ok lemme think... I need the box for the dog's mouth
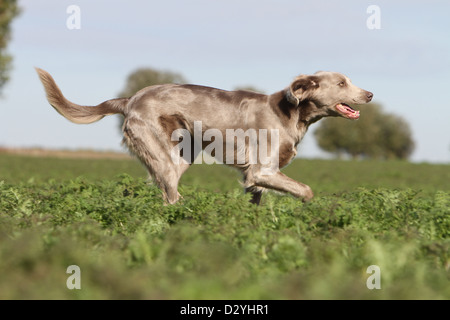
[335,103,360,120]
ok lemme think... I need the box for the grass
[0,153,449,299]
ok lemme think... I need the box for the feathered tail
[35,67,128,124]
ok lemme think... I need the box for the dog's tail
[35,67,129,124]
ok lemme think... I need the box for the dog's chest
[295,125,309,143]
[278,142,298,168]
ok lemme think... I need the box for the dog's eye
[338,81,345,87]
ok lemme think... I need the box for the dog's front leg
[246,169,314,203]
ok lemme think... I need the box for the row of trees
[118,68,415,160]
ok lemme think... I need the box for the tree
[0,0,20,94]
[118,67,187,98]
[314,104,415,160]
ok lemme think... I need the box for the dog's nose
[366,91,373,101]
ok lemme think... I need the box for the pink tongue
[337,104,360,119]
[344,105,353,112]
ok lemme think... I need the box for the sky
[1,0,450,163]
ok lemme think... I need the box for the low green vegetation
[0,153,448,299]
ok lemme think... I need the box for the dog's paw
[301,186,314,203]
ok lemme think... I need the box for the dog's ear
[286,75,320,106]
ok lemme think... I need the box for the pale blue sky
[2,0,450,163]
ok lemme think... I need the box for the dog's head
[286,71,373,120]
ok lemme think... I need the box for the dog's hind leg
[122,118,184,204]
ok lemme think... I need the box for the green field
[0,153,449,299]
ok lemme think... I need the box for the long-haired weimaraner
[36,68,372,204]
